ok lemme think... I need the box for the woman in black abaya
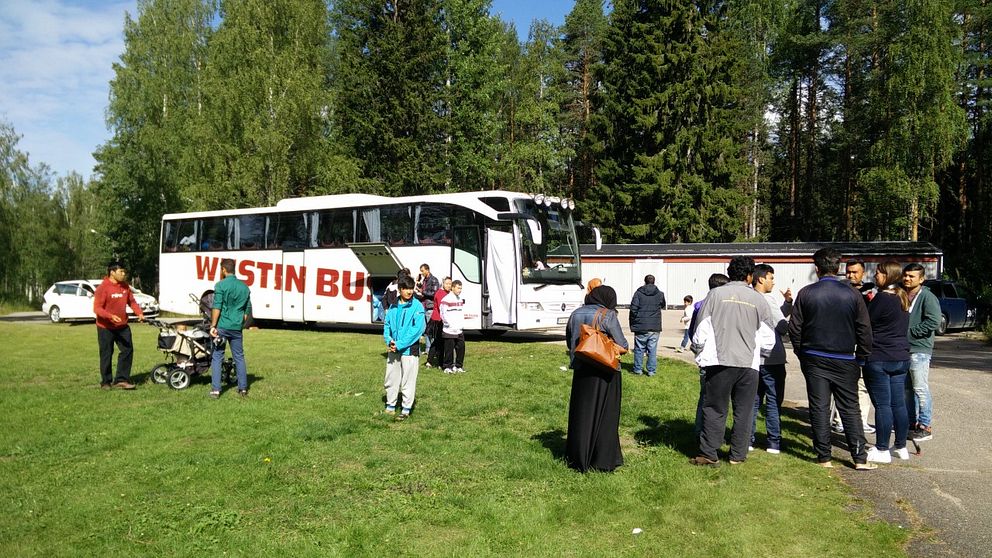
[565,285,629,472]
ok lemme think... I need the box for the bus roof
[162,190,540,221]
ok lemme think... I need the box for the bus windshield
[515,198,581,284]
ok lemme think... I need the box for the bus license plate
[557,317,568,325]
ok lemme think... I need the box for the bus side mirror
[496,212,543,246]
[525,219,542,246]
[593,226,602,251]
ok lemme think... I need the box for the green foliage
[0,323,909,555]
[332,0,448,195]
[590,0,753,243]
[6,0,992,298]
[0,121,106,302]
[441,0,508,191]
[200,0,339,206]
[560,0,607,200]
[497,19,571,193]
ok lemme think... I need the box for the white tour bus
[158,191,598,332]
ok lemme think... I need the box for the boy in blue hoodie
[383,275,426,420]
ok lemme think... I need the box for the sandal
[817,461,834,468]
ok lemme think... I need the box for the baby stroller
[148,292,235,390]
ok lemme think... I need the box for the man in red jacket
[93,262,144,389]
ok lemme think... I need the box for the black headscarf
[585,285,617,310]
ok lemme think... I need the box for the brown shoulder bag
[575,308,621,370]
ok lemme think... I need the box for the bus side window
[177,220,197,251]
[358,208,379,243]
[162,222,179,252]
[238,215,266,250]
[201,217,229,251]
[381,206,412,246]
[317,210,353,247]
[415,204,451,246]
[267,212,307,249]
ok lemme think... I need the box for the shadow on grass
[136,368,265,391]
[532,429,567,460]
[634,415,697,457]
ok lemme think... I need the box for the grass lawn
[0,322,907,557]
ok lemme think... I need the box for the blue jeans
[908,352,932,427]
[680,329,690,349]
[632,332,659,375]
[864,360,909,450]
[751,364,786,449]
[212,328,248,392]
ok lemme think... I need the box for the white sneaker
[892,447,910,460]
[866,447,891,464]
[455,367,465,373]
[443,368,453,374]
[831,422,845,434]
[766,448,781,454]
[863,423,876,434]
[748,446,754,452]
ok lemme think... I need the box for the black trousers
[442,333,465,369]
[698,365,759,462]
[98,326,133,384]
[426,320,443,366]
[800,355,867,464]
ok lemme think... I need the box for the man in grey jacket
[749,264,792,454]
[690,256,775,465]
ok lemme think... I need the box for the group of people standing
[380,263,467,421]
[563,248,941,473]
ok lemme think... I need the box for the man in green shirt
[209,258,252,398]
[903,263,941,441]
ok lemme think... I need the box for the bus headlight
[567,199,575,210]
[519,302,544,311]
[534,194,545,205]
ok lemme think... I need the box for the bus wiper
[534,283,551,291]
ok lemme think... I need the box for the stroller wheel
[168,369,191,390]
[150,364,171,384]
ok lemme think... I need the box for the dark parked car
[923,280,978,335]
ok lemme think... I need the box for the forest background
[2,0,991,307]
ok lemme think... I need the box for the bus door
[348,243,402,322]
[282,251,305,322]
[452,225,484,331]
[484,227,516,327]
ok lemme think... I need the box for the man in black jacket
[789,248,875,470]
[629,274,666,376]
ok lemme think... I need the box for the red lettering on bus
[316,268,339,297]
[196,256,219,281]
[341,270,365,301]
[238,259,255,286]
[285,265,306,293]
[256,262,273,288]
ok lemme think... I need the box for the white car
[42,280,160,323]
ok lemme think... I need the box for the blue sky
[0,0,577,180]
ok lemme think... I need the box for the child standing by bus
[440,280,466,374]
[383,275,426,420]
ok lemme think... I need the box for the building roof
[580,241,942,258]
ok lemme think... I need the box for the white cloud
[0,0,136,178]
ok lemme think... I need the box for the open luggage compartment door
[348,243,404,322]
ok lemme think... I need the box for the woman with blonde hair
[864,261,912,464]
